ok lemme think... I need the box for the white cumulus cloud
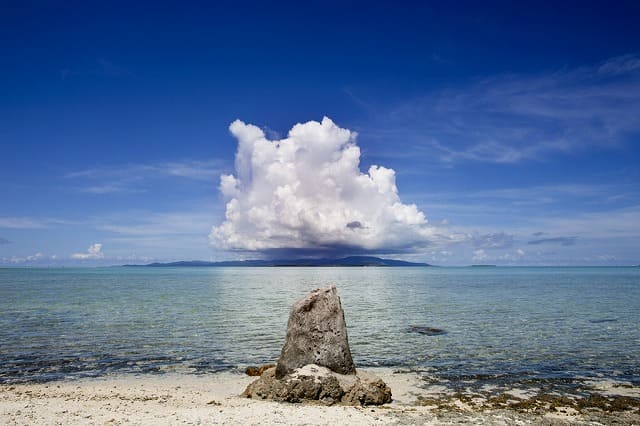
[71,243,105,260]
[210,117,447,255]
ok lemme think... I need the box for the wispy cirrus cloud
[66,159,227,194]
[364,54,640,164]
[92,208,219,260]
[538,205,640,238]
[399,181,640,265]
[0,216,80,229]
[472,232,515,249]
[97,211,214,236]
[528,236,577,246]
[405,182,640,224]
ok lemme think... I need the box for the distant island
[125,256,431,267]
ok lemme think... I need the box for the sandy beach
[2,369,639,425]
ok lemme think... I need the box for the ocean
[1,266,639,394]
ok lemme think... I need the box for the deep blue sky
[1,1,639,265]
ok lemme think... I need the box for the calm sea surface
[1,266,639,391]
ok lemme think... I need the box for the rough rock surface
[340,370,393,406]
[245,364,276,376]
[275,286,355,378]
[242,365,392,406]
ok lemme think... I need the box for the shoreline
[2,370,639,425]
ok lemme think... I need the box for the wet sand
[1,370,639,425]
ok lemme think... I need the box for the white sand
[1,371,431,425]
[1,370,638,425]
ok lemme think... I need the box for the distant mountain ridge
[126,256,430,267]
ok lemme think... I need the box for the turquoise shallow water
[1,266,639,390]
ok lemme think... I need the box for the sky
[1,0,639,266]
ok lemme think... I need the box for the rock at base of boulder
[245,364,276,376]
[340,370,393,406]
[242,364,392,406]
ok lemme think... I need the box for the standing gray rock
[243,286,392,406]
[275,286,356,378]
